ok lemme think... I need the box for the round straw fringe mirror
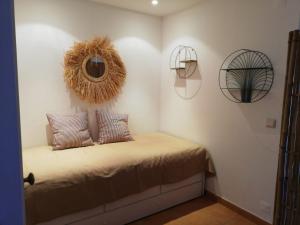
[82,55,107,81]
[219,49,274,103]
[64,37,126,104]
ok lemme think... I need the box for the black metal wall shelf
[219,49,274,103]
[180,60,197,63]
[170,67,185,70]
[169,45,198,78]
[221,67,273,72]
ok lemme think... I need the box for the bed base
[39,173,205,225]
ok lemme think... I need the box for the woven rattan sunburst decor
[64,37,126,104]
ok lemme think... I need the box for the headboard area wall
[15,0,162,148]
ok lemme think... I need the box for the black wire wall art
[219,49,274,103]
[169,45,198,79]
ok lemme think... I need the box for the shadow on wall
[68,89,119,141]
[237,100,282,155]
[174,67,202,100]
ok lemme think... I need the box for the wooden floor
[129,196,258,225]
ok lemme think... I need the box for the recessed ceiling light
[151,0,159,6]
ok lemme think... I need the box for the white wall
[15,0,162,148]
[160,0,300,223]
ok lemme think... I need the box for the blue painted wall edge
[0,0,25,224]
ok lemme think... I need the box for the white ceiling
[91,0,203,16]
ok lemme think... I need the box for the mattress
[23,132,212,225]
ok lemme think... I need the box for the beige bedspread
[23,132,213,225]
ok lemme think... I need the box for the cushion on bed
[47,112,94,150]
[96,111,133,144]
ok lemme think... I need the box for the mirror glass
[85,55,106,78]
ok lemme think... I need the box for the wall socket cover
[266,118,276,128]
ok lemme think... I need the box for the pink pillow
[47,112,94,150]
[96,111,134,144]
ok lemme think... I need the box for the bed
[23,132,213,225]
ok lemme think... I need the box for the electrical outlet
[260,201,271,214]
[266,118,277,128]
